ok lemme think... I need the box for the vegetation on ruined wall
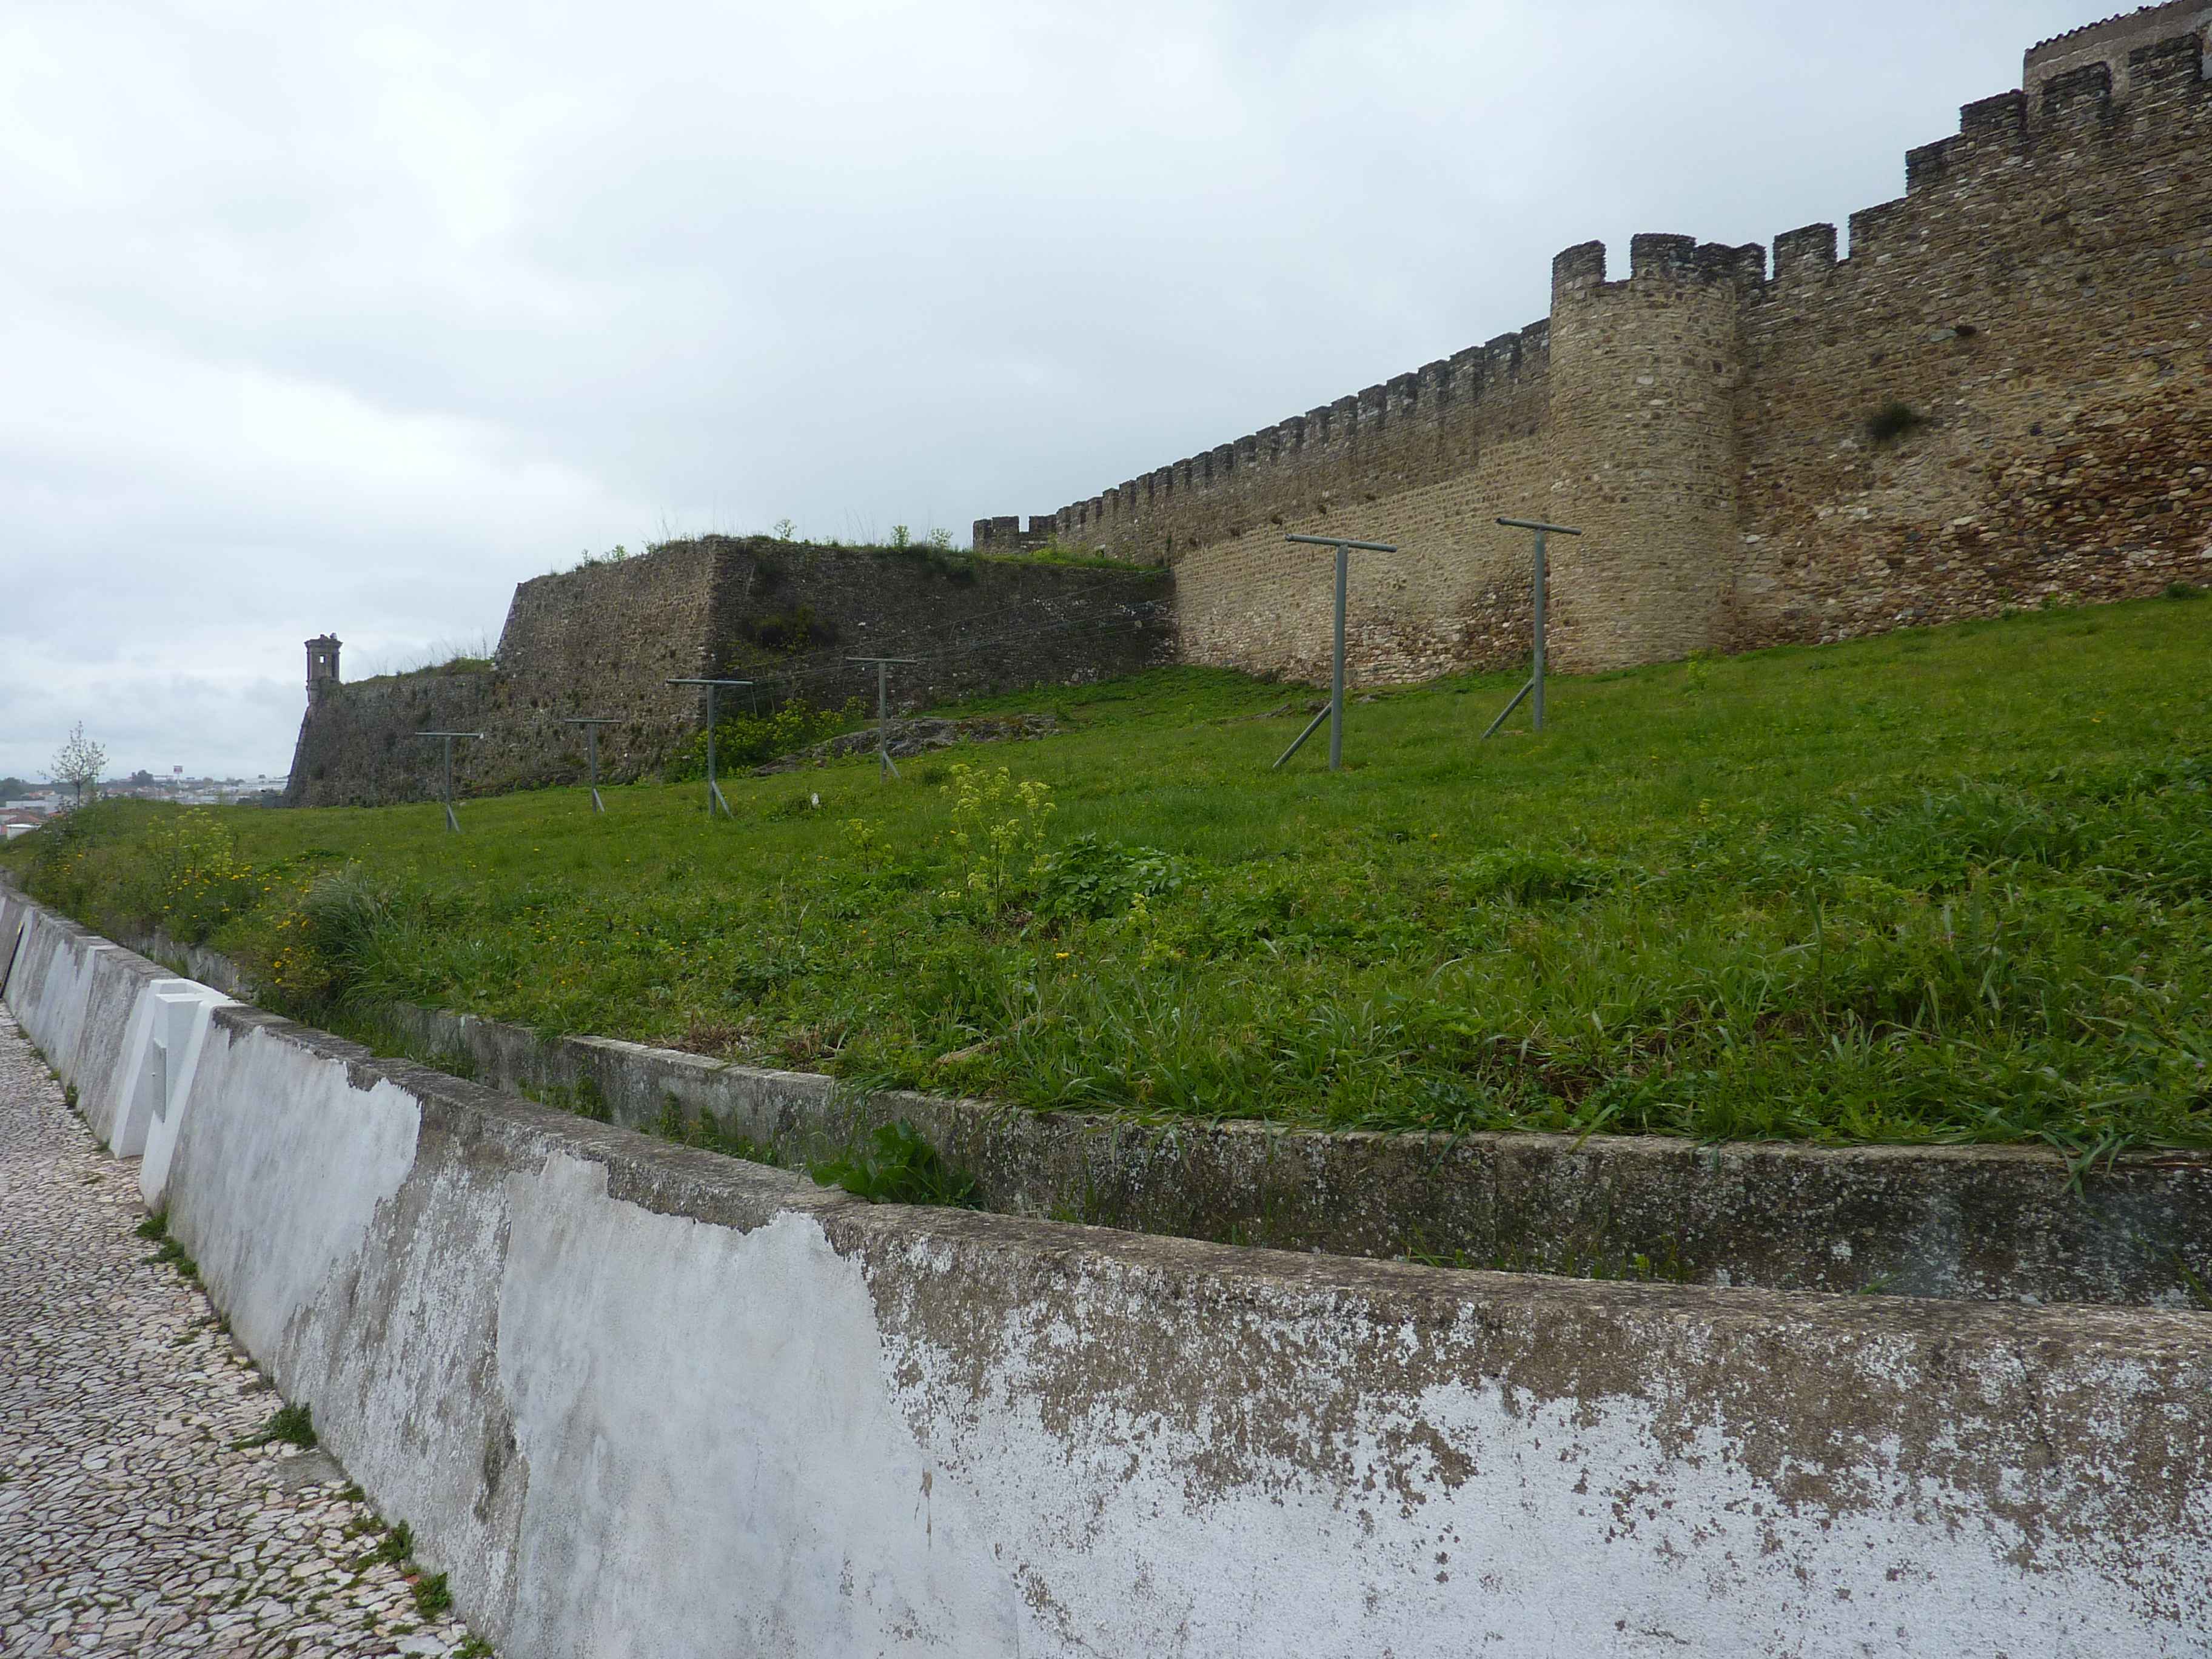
[10,594,2212,1160]
[664,698,869,780]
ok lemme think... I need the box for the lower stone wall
[286,540,1177,807]
[1171,437,1552,685]
[7,882,2211,1656]
[282,673,506,809]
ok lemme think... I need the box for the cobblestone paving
[0,1008,491,1657]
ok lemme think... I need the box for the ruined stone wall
[1019,330,1557,683]
[282,672,500,808]
[691,537,1172,713]
[985,15,2212,686]
[285,538,1173,806]
[494,541,724,770]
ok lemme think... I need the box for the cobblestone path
[0,1007,491,1657]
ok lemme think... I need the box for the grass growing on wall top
[9,595,2212,1159]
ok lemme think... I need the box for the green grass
[10,595,2212,1158]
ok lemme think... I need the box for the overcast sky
[1,0,2097,782]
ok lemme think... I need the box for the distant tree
[49,723,107,805]
[129,768,154,786]
[0,776,29,799]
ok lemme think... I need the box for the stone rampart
[286,537,1173,806]
[982,15,2212,682]
[281,671,500,808]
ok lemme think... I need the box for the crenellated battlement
[1550,236,1766,301]
[977,11,2212,685]
[998,21,2205,566]
[1795,25,2205,271]
[999,315,1553,562]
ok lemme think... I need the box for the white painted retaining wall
[4,883,2210,1657]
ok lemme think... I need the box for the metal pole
[1279,532,1395,772]
[415,732,481,828]
[1532,529,1547,734]
[558,718,615,813]
[1479,677,1535,740]
[1272,703,1333,770]
[843,657,919,782]
[665,681,751,817]
[1329,541,1347,771]
[877,660,891,779]
[705,685,732,817]
[1483,518,1581,740]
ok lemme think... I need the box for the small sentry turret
[306,634,342,702]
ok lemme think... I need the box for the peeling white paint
[166,1022,420,1364]
[495,1155,1021,1656]
[4,886,2210,1658]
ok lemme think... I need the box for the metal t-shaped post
[1483,518,1583,739]
[415,731,484,831]
[666,679,754,816]
[845,657,922,779]
[558,717,618,812]
[1273,533,1398,771]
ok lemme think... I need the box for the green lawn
[13,594,2212,1160]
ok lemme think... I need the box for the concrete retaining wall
[374,1002,2212,1310]
[1,890,234,1208]
[122,927,2212,1307]
[7,885,2211,1655]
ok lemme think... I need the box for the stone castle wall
[287,538,1172,806]
[981,16,2212,682]
[283,672,501,808]
[1727,38,2212,651]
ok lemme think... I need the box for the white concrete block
[107,981,226,1159]
[138,984,234,1211]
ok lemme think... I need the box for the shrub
[142,810,262,942]
[234,1402,315,1449]
[666,698,866,779]
[1863,401,1927,445]
[737,605,829,655]
[1037,834,1188,920]
[940,764,1054,913]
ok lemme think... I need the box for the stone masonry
[285,537,1172,806]
[980,12,2212,681]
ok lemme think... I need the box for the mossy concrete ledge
[377,1002,2212,1310]
[5,888,2211,1654]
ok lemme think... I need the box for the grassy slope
[12,595,2211,1158]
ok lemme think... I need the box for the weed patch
[234,1402,316,1450]
[812,1121,980,1207]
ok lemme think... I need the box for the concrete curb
[7,886,2211,1655]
